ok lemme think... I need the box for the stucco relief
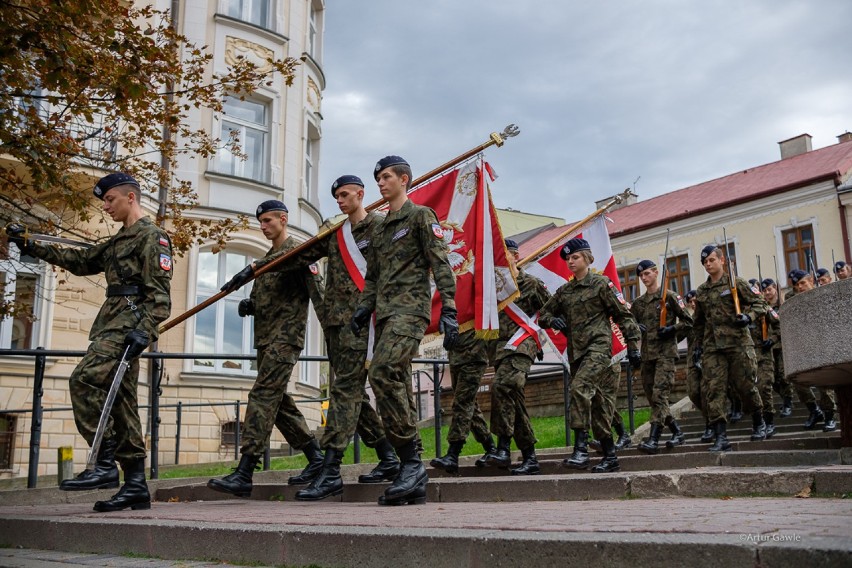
[225,37,274,74]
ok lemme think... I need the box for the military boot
[485,436,513,469]
[288,439,324,485]
[380,439,427,506]
[638,423,663,455]
[823,411,837,432]
[295,449,343,501]
[763,411,776,438]
[377,482,426,506]
[93,458,150,512]
[430,440,464,473]
[708,421,732,452]
[750,410,766,441]
[729,399,743,423]
[589,437,604,453]
[614,421,632,450]
[665,420,686,448]
[358,437,400,483]
[207,453,260,497]
[803,402,824,430]
[590,436,620,473]
[474,437,497,468]
[700,421,715,443]
[779,397,793,418]
[563,430,589,469]
[60,439,119,491]
[510,446,540,475]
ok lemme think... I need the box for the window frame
[782,225,816,274]
[216,96,271,184]
[664,253,691,297]
[223,0,271,30]
[0,246,44,350]
[618,265,640,304]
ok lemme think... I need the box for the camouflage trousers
[490,347,537,450]
[755,349,775,414]
[640,357,675,426]
[242,343,315,457]
[794,384,836,412]
[446,332,493,446]
[772,348,794,399]
[70,337,145,465]
[703,347,762,424]
[611,362,624,430]
[322,325,386,452]
[686,362,708,420]
[368,315,428,448]
[570,351,617,440]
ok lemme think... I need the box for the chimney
[778,133,812,159]
[838,132,852,144]
[596,190,637,212]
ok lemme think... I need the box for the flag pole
[159,124,521,334]
[518,188,632,267]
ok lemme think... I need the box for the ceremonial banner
[405,157,518,335]
[524,214,628,363]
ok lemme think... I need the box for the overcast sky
[316,1,852,224]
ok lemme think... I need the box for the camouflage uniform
[691,276,765,424]
[768,299,794,402]
[240,237,319,456]
[489,270,550,449]
[29,217,172,465]
[357,200,456,447]
[630,288,693,426]
[685,311,708,420]
[446,330,497,446]
[539,272,641,440]
[748,297,780,414]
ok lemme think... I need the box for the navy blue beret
[685,289,697,301]
[559,238,591,259]
[374,155,410,180]
[700,245,718,262]
[331,175,364,196]
[834,260,847,273]
[256,200,288,219]
[504,238,519,252]
[94,173,139,199]
[635,260,656,275]
[789,269,808,284]
[816,268,830,278]
[748,278,759,286]
[761,278,776,290]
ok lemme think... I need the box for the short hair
[390,163,414,190]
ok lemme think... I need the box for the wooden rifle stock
[658,229,671,328]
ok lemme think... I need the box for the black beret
[816,268,830,278]
[685,289,697,301]
[700,245,718,262]
[256,200,288,219]
[559,238,591,259]
[94,173,139,199]
[748,278,759,286]
[331,175,364,196]
[761,278,776,290]
[374,155,410,180]
[635,260,656,275]
[834,260,847,273]
[504,238,518,252]
[789,269,808,284]
[787,269,798,280]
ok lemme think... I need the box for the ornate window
[224,0,270,29]
[217,96,270,184]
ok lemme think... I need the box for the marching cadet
[816,268,832,286]
[207,200,325,498]
[630,260,693,454]
[589,362,632,452]
[684,290,714,443]
[834,260,851,280]
[787,270,838,431]
[747,279,780,438]
[351,156,459,505]
[483,239,550,475]
[761,278,793,417]
[431,329,499,473]
[691,245,767,452]
[6,173,172,512]
[539,238,641,473]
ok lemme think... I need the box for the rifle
[756,254,768,341]
[806,245,819,287]
[722,228,741,315]
[659,229,671,328]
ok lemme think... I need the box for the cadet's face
[102,187,133,222]
[701,252,724,277]
[795,277,815,292]
[687,297,697,310]
[376,169,407,200]
[258,211,287,241]
[566,252,588,275]
[838,266,851,280]
[639,267,658,288]
[763,285,777,304]
[334,185,364,215]
[818,273,832,285]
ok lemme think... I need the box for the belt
[106,284,142,297]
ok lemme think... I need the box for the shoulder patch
[769,308,779,320]
[607,280,626,304]
[309,263,319,275]
[750,284,760,295]
[159,253,172,271]
[431,223,444,239]
[676,295,685,309]
[158,236,170,247]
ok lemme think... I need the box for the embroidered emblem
[356,239,370,251]
[431,223,444,239]
[392,228,409,242]
[159,254,172,271]
[769,308,779,319]
[677,295,685,309]
[158,236,169,247]
[309,263,319,275]
[750,284,760,295]
[607,281,625,304]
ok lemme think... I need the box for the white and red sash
[503,302,543,351]
[337,219,376,361]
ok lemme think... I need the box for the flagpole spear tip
[491,124,520,147]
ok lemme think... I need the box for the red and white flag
[523,214,628,364]
[404,157,517,335]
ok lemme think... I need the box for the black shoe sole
[206,481,251,498]
[295,487,343,501]
[59,480,120,492]
[93,500,151,512]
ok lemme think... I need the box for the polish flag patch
[159,236,169,247]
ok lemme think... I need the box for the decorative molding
[225,36,275,74]
[306,77,321,113]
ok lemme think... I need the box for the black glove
[657,325,676,339]
[350,307,371,336]
[123,329,150,359]
[761,338,774,352]
[550,317,568,332]
[536,349,544,362]
[439,306,460,350]
[627,349,641,368]
[638,323,647,334]
[220,265,254,293]
[734,313,751,328]
[693,346,703,367]
[238,298,254,317]
[5,223,31,253]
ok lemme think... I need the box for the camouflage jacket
[630,287,693,361]
[748,296,781,350]
[357,199,456,322]
[538,271,640,363]
[692,274,766,352]
[30,217,172,341]
[250,237,318,348]
[495,269,550,361]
